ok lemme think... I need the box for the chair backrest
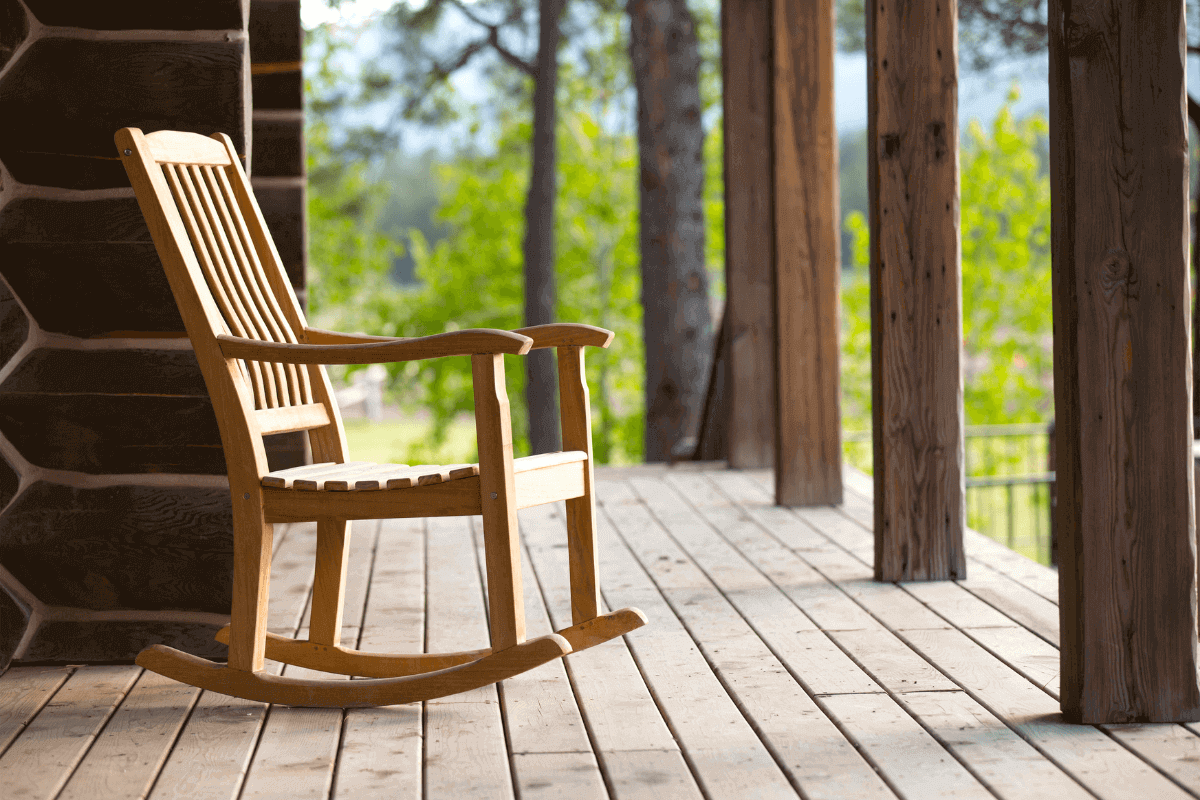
[117,128,347,484]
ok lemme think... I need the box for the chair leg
[310,518,351,646]
[558,345,600,624]
[227,500,274,673]
[472,353,526,652]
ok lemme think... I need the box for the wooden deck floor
[3,465,1200,799]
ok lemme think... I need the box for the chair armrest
[513,324,614,349]
[217,329,533,364]
[302,327,398,345]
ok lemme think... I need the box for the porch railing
[843,424,1056,565]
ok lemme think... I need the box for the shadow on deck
[1,465,1197,799]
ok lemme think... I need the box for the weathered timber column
[1050,0,1200,723]
[721,0,775,470]
[772,0,842,505]
[867,0,965,580]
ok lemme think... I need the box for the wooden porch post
[1049,0,1200,723]
[772,0,843,506]
[720,0,843,504]
[867,0,966,580]
[721,0,775,471]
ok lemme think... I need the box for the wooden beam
[772,0,842,505]
[721,0,775,469]
[1049,0,1200,723]
[867,0,965,580]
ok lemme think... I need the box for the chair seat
[262,451,588,492]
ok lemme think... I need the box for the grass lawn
[342,415,477,465]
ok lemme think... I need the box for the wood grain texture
[722,0,775,469]
[1048,0,1200,723]
[473,353,526,651]
[867,0,966,580]
[57,671,200,800]
[0,666,141,800]
[773,0,843,505]
[0,667,72,754]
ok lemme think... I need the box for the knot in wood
[880,133,901,160]
[1064,10,1101,57]
[1098,248,1137,302]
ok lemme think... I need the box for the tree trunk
[522,0,566,454]
[628,0,712,462]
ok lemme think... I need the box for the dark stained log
[772,0,842,505]
[0,39,246,189]
[1049,0,1200,723]
[254,185,306,288]
[22,0,243,31]
[0,349,224,474]
[721,0,774,469]
[21,620,229,663]
[0,482,233,613]
[0,0,28,74]
[252,71,302,110]
[0,586,29,669]
[249,0,302,65]
[867,0,965,581]
[0,244,183,335]
[0,197,151,242]
[264,431,308,472]
[629,0,713,462]
[0,279,28,369]
[0,447,17,511]
[251,117,303,177]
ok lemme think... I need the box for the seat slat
[259,452,588,494]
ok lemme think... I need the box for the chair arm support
[217,329,533,365]
[513,324,614,350]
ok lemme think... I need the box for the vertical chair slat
[188,165,287,409]
[213,165,315,406]
[164,164,270,410]
[198,165,300,407]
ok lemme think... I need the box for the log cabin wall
[0,0,306,668]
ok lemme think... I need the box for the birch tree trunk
[628,0,712,461]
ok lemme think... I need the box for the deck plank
[0,665,141,800]
[0,666,73,755]
[895,690,1092,800]
[57,670,200,800]
[334,517,424,800]
[901,627,1191,800]
[423,515,513,800]
[240,521,379,800]
[820,692,995,799]
[150,522,317,800]
[1103,724,1200,796]
[608,477,894,800]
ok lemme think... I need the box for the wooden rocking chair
[116,127,645,707]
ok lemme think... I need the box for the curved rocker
[213,607,648,679]
[136,633,573,708]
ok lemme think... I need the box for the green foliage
[374,71,646,465]
[841,90,1052,470]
